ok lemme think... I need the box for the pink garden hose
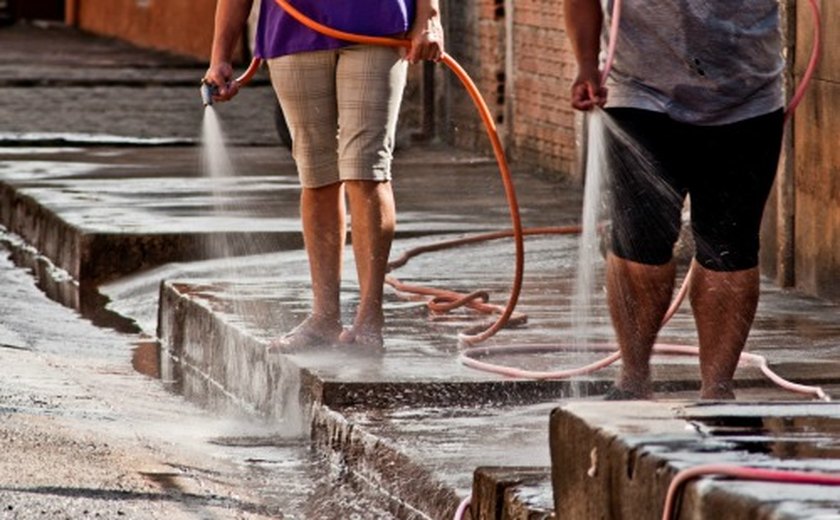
[662,464,840,520]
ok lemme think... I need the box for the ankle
[308,312,342,327]
[616,373,652,398]
[700,381,735,400]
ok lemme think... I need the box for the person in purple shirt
[205,0,443,350]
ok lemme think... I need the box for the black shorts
[604,107,784,271]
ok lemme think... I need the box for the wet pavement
[0,24,277,146]
[2,22,840,520]
[0,242,407,519]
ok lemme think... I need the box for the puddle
[0,160,100,180]
[0,147,84,154]
[686,413,840,460]
[208,434,308,448]
[0,132,194,146]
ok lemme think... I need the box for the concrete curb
[550,401,840,519]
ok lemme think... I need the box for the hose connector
[200,80,217,107]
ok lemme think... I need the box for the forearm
[414,0,441,28]
[210,0,253,65]
[563,0,602,71]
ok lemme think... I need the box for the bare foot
[267,315,342,352]
[700,382,736,400]
[338,326,384,349]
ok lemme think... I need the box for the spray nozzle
[200,80,218,107]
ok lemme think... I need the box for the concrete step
[550,401,840,519]
[471,467,554,519]
[156,277,840,519]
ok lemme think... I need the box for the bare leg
[340,180,396,347]
[690,263,759,400]
[303,182,347,323]
[269,182,345,350]
[606,253,676,398]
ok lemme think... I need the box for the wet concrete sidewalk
[2,22,840,519]
[0,23,277,146]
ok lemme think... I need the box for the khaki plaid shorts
[267,45,408,188]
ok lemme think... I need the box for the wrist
[577,59,600,76]
[415,0,440,22]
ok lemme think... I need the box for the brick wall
[441,0,578,178]
[509,1,578,176]
[443,0,501,155]
[759,0,840,300]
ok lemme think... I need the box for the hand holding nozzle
[201,61,243,106]
[201,59,262,107]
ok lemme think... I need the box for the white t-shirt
[601,0,785,125]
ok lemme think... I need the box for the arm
[204,0,254,102]
[406,0,445,63]
[563,0,607,110]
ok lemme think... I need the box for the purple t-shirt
[254,0,416,59]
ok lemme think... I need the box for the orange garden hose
[233,55,262,86]
[384,227,582,337]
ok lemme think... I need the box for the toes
[267,316,342,352]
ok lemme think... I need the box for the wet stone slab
[0,86,279,145]
[471,467,554,520]
[154,242,840,518]
[550,401,840,520]
[153,226,840,413]
[310,401,559,520]
[157,269,569,519]
[0,145,574,287]
[157,276,593,413]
